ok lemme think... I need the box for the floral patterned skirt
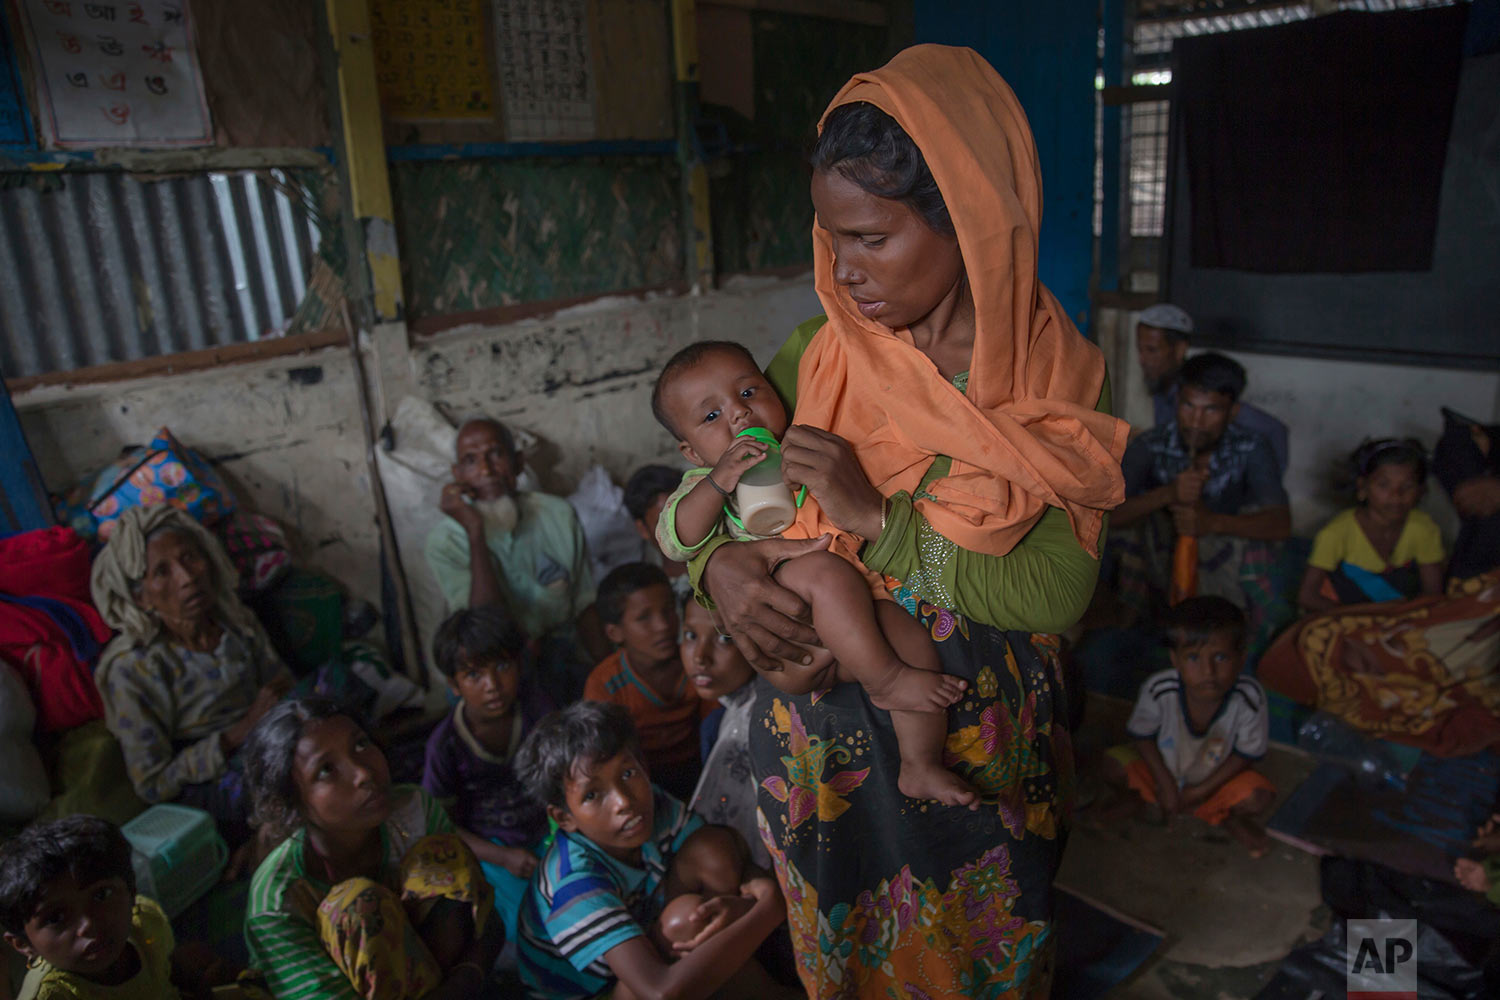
[750,603,1073,999]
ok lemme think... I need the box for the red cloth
[0,527,111,731]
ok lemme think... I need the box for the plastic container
[731,427,799,536]
[121,803,228,918]
[263,569,344,673]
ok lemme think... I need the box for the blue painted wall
[914,2,1097,334]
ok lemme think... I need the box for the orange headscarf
[789,44,1128,559]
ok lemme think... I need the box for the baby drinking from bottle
[649,341,976,808]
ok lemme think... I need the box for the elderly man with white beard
[424,418,609,701]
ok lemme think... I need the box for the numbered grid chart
[493,0,595,141]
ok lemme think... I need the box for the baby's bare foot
[868,667,966,711]
[898,762,979,810]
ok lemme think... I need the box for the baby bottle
[732,427,799,535]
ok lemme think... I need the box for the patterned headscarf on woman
[89,505,257,647]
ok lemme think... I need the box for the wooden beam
[326,0,404,323]
[673,0,715,291]
[0,147,332,172]
[5,331,348,393]
[1101,83,1173,106]
[702,0,887,27]
[409,282,689,339]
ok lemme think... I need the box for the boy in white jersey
[1104,596,1277,856]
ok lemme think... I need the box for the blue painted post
[1099,0,1125,295]
[0,380,52,536]
[914,1,1098,335]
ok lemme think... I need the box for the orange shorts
[1107,744,1275,825]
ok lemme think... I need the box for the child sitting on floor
[1298,438,1445,613]
[583,563,708,803]
[1103,596,1277,856]
[680,596,766,868]
[243,698,501,1000]
[513,701,792,1000]
[0,815,248,999]
[422,606,553,942]
[649,340,973,808]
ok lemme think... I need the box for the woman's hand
[780,425,885,541]
[701,535,832,672]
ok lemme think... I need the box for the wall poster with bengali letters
[11,0,212,147]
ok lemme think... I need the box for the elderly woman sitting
[90,506,295,848]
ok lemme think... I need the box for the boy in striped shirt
[513,701,792,1000]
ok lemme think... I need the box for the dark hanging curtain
[1175,6,1469,274]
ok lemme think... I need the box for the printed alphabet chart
[11,0,212,147]
[371,0,493,121]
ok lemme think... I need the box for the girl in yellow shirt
[1298,438,1445,612]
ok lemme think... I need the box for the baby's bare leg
[889,706,978,809]
[754,646,838,697]
[874,600,977,807]
[774,551,965,711]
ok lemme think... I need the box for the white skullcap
[1137,303,1194,335]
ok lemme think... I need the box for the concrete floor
[1059,694,1328,999]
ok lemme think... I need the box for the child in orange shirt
[583,563,708,802]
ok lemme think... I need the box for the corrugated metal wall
[0,169,322,378]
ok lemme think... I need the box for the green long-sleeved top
[688,315,1112,635]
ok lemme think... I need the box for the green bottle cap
[734,426,781,449]
[721,426,806,533]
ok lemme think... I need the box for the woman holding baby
[691,45,1128,997]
